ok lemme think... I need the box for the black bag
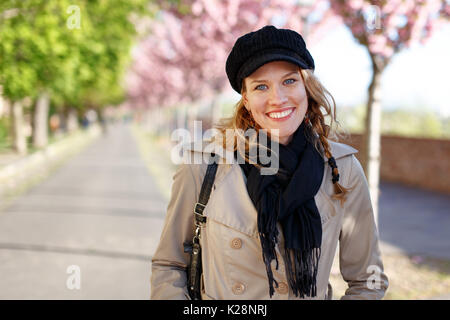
[183,158,218,300]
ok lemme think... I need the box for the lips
[266,107,295,120]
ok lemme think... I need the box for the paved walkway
[0,123,167,299]
[378,181,450,260]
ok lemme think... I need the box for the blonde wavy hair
[215,68,352,206]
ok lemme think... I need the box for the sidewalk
[0,126,101,210]
[0,122,168,299]
[378,181,450,260]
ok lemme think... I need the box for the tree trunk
[169,106,177,133]
[363,58,384,226]
[32,91,50,148]
[11,100,27,155]
[95,107,107,134]
[1,98,10,120]
[0,89,5,118]
[66,109,79,132]
[59,108,68,133]
[154,106,164,135]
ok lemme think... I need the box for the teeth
[268,109,293,119]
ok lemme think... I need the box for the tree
[126,0,337,131]
[0,0,150,152]
[330,0,449,223]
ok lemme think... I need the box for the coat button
[230,238,242,249]
[276,282,289,294]
[232,282,246,295]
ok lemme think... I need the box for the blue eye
[255,84,267,90]
[284,79,296,85]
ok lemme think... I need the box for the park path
[0,123,167,299]
[378,181,450,260]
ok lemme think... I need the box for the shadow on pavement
[378,181,450,260]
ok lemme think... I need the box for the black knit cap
[226,25,315,94]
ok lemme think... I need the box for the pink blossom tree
[126,0,338,131]
[330,0,449,221]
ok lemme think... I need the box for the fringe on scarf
[257,188,280,297]
[283,247,321,298]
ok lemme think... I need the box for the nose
[268,85,288,106]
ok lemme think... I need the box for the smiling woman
[242,61,308,145]
[151,25,388,301]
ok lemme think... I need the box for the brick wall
[340,134,450,195]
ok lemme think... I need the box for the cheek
[295,91,308,115]
[248,99,266,116]
[296,86,308,103]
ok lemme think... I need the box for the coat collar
[183,138,358,198]
[184,138,358,163]
[325,140,358,161]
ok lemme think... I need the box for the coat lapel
[184,139,358,236]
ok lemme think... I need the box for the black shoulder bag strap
[184,155,218,300]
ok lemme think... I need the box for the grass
[330,253,450,300]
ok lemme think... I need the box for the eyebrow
[249,71,299,84]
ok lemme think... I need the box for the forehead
[247,60,300,79]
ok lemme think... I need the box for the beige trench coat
[151,139,388,300]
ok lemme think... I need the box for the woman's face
[243,60,308,145]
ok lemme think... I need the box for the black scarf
[239,122,324,298]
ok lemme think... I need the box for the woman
[151,25,388,300]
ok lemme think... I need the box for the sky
[309,23,450,117]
